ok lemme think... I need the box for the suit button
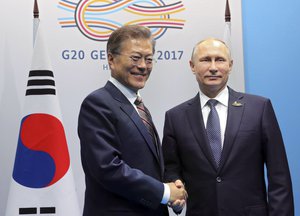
[216,176,222,183]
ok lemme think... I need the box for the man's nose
[209,61,218,73]
[137,58,147,69]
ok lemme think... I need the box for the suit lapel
[104,82,160,164]
[186,94,218,170]
[121,104,160,162]
[218,88,245,172]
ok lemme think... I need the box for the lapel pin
[232,101,243,107]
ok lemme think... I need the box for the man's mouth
[131,72,147,77]
[206,75,221,79]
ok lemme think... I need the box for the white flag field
[5,20,80,216]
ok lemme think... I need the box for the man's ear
[189,60,195,74]
[107,53,113,61]
[107,53,114,69]
[229,59,233,72]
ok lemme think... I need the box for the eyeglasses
[114,53,156,67]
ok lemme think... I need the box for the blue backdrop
[242,1,300,214]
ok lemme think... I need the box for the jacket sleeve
[262,99,294,215]
[162,111,184,183]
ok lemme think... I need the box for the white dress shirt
[109,76,138,111]
[199,87,229,148]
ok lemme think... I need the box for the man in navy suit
[162,38,294,215]
[78,25,187,216]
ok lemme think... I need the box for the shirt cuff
[161,183,170,204]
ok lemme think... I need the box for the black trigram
[26,70,56,96]
[19,207,56,215]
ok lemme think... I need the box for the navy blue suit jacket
[78,81,168,216]
[162,87,294,216]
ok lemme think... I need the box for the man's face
[108,38,154,92]
[190,39,233,97]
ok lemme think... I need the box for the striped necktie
[134,96,159,155]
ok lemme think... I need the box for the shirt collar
[109,76,138,104]
[199,86,229,109]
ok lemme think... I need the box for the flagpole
[223,0,231,49]
[33,0,39,45]
[225,0,231,23]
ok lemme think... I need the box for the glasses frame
[114,53,156,67]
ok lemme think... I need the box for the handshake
[166,179,188,213]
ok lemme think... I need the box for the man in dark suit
[78,25,187,216]
[162,38,294,216]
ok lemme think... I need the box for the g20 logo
[58,0,186,41]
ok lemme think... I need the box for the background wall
[0,0,244,215]
[242,1,299,214]
[1,0,299,215]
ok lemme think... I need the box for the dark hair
[106,25,156,55]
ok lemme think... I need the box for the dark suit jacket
[78,81,168,216]
[162,87,294,216]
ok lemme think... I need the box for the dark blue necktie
[206,99,222,167]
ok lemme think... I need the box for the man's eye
[145,58,153,63]
[131,56,141,61]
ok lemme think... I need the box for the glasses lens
[130,55,155,67]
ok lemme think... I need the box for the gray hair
[191,38,231,61]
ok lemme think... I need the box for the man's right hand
[167,180,187,213]
[167,181,188,203]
